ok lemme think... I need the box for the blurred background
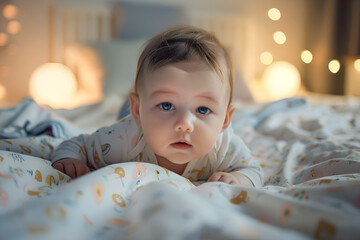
[0,0,359,108]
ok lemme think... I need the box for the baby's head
[134,25,234,105]
[130,25,236,166]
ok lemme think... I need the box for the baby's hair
[134,25,234,104]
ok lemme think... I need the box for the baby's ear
[222,105,235,131]
[129,92,141,126]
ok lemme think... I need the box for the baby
[51,25,263,187]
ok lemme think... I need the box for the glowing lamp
[0,84,6,99]
[353,59,360,72]
[29,63,77,108]
[262,61,301,100]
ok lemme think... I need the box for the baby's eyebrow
[150,89,219,104]
[150,89,178,98]
[196,93,219,104]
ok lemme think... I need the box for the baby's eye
[196,106,211,115]
[159,102,174,111]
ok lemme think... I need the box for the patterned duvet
[0,97,359,240]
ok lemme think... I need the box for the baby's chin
[155,152,192,164]
[152,143,216,164]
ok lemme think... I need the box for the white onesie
[52,115,263,187]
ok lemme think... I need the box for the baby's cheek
[198,131,219,152]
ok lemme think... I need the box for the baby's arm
[207,172,254,186]
[52,158,90,179]
[52,130,110,178]
[209,128,263,187]
[51,116,135,178]
[51,134,93,178]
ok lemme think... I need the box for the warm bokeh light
[354,59,360,72]
[273,31,286,45]
[263,61,301,100]
[7,43,17,55]
[260,51,273,65]
[268,8,281,21]
[2,4,18,19]
[29,63,78,108]
[0,32,9,46]
[6,20,21,35]
[0,84,6,99]
[0,66,9,78]
[301,50,313,64]
[328,59,340,73]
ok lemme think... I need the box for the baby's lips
[171,142,192,149]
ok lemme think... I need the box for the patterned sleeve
[215,127,264,188]
[51,115,138,170]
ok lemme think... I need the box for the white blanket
[0,97,360,240]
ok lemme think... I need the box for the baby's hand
[52,158,90,179]
[207,172,254,187]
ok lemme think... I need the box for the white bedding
[0,96,360,240]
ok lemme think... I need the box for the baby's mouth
[171,141,192,150]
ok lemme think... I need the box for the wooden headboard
[49,0,116,63]
[48,0,255,105]
[49,0,253,77]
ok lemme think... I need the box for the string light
[2,4,18,19]
[6,20,21,35]
[268,8,281,21]
[260,51,273,65]
[0,3,20,103]
[273,31,286,45]
[0,3,21,47]
[328,59,340,74]
[301,50,313,64]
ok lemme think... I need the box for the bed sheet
[0,97,360,240]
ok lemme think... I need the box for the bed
[1,0,360,239]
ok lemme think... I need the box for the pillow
[66,40,146,100]
[65,39,254,110]
[233,70,254,102]
[87,40,146,97]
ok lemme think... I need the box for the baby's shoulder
[216,126,245,149]
[95,114,139,136]
[116,114,136,126]
[216,125,233,143]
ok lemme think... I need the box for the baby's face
[132,60,233,165]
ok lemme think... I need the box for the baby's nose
[175,113,194,133]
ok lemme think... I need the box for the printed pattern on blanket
[1,98,360,239]
[0,136,64,160]
[232,102,360,186]
[0,150,359,240]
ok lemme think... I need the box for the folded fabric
[0,119,85,139]
[254,97,308,129]
[0,98,86,139]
